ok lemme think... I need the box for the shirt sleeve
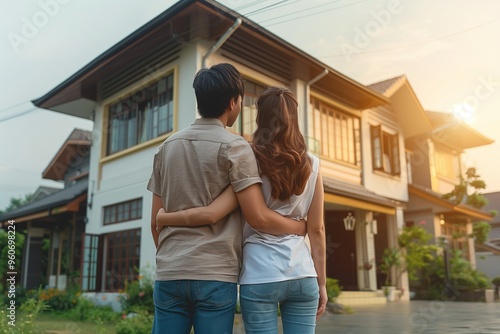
[147,148,162,196]
[227,139,262,192]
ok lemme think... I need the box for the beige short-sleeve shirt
[147,118,262,283]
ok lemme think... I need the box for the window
[81,234,101,292]
[103,198,142,225]
[107,74,174,155]
[371,125,400,176]
[105,229,141,291]
[227,80,266,139]
[310,98,361,166]
[434,145,459,179]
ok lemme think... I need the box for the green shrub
[115,312,154,334]
[492,277,500,287]
[68,296,120,322]
[120,266,155,315]
[326,277,341,302]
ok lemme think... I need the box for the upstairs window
[311,98,361,166]
[371,125,400,176]
[434,145,460,180]
[107,73,174,155]
[227,80,266,140]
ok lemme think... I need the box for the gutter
[304,69,329,142]
[202,18,242,68]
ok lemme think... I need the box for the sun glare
[451,103,475,124]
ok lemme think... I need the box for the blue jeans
[240,277,319,334]
[152,280,237,334]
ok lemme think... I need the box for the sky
[1,0,500,211]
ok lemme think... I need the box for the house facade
[0,129,90,290]
[369,77,494,269]
[30,0,420,304]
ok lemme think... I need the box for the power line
[0,107,38,122]
[0,101,32,114]
[316,17,500,58]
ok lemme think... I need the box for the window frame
[105,72,175,156]
[310,98,361,166]
[104,228,141,292]
[103,198,142,225]
[370,124,401,176]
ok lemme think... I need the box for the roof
[32,0,388,117]
[409,183,493,221]
[426,110,494,149]
[323,177,404,214]
[0,179,88,223]
[42,128,91,181]
[368,75,433,139]
[367,75,405,95]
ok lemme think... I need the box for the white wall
[476,252,500,279]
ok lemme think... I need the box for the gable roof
[426,110,494,149]
[32,0,387,118]
[42,128,91,181]
[368,75,433,139]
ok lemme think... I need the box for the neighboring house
[370,77,493,269]
[0,129,90,290]
[31,0,417,305]
[476,191,500,279]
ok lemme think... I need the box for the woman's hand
[316,284,328,320]
[156,207,166,232]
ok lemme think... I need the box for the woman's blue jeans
[240,277,319,334]
[152,280,237,334]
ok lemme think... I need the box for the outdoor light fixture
[343,212,356,231]
[439,214,445,225]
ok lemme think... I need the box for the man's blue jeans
[240,277,319,334]
[152,280,237,334]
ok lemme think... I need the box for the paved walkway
[233,301,500,333]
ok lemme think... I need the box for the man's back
[148,118,261,283]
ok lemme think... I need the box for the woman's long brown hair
[252,87,312,200]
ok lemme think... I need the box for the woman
[157,87,327,333]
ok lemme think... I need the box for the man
[147,63,305,334]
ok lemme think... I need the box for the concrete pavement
[233,301,500,333]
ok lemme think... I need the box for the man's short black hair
[193,63,245,118]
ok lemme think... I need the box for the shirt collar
[193,118,224,127]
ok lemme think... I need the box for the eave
[409,184,493,221]
[32,0,388,117]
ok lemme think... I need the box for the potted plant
[379,247,401,301]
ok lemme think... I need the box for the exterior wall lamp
[439,214,445,225]
[344,212,356,231]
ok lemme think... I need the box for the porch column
[364,212,377,290]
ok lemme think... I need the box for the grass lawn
[34,313,117,334]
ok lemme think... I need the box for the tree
[0,193,34,215]
[442,167,487,209]
[442,167,491,243]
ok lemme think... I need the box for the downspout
[304,69,329,146]
[202,18,242,68]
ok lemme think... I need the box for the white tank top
[239,153,319,284]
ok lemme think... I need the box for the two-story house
[0,129,90,290]
[31,0,412,305]
[369,76,494,271]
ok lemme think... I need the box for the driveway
[233,301,500,333]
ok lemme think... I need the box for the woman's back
[239,153,319,284]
